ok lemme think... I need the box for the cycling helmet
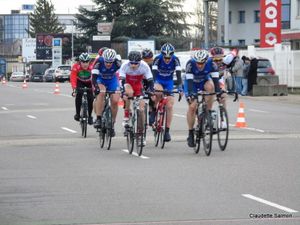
[79,52,90,62]
[192,50,209,63]
[103,49,117,63]
[223,53,235,66]
[98,47,108,56]
[210,47,224,57]
[128,51,142,62]
[142,48,153,59]
[161,43,175,57]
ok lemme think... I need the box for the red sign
[260,0,281,47]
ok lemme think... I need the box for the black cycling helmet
[128,51,142,62]
[142,48,153,59]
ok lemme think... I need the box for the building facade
[217,0,300,49]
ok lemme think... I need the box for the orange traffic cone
[118,98,124,107]
[235,102,247,128]
[2,77,6,85]
[54,82,60,94]
[22,80,28,89]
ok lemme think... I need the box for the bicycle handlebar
[216,90,239,102]
[145,89,182,102]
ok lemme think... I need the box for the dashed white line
[242,194,298,213]
[174,114,186,118]
[122,149,150,159]
[61,127,77,133]
[1,107,8,110]
[27,115,37,119]
[250,109,268,113]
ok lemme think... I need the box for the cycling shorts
[183,77,212,97]
[155,78,174,96]
[96,76,119,92]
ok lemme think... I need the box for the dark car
[43,68,55,82]
[257,58,275,76]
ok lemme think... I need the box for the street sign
[52,38,62,68]
[92,35,111,41]
[97,22,113,35]
[127,40,155,54]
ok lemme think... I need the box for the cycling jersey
[184,57,218,95]
[92,57,121,91]
[152,54,181,81]
[119,60,153,96]
[70,63,93,89]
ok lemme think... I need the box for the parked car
[30,63,49,82]
[257,58,275,76]
[54,65,71,82]
[10,71,25,82]
[43,68,55,82]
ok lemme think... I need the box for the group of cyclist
[70,43,237,148]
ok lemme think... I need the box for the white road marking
[27,115,37,119]
[1,107,8,110]
[244,127,265,133]
[250,109,268,113]
[174,113,186,118]
[61,127,77,133]
[122,149,150,159]
[242,194,298,213]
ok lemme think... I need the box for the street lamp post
[204,0,217,49]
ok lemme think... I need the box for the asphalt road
[0,82,299,225]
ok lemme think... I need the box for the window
[229,40,232,46]
[282,0,291,29]
[298,0,300,16]
[239,11,245,23]
[254,10,260,23]
[254,39,260,44]
[229,11,232,24]
[238,40,246,46]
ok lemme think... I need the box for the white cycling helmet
[193,50,209,63]
[223,53,235,66]
[103,49,117,63]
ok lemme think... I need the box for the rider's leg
[123,83,133,121]
[164,95,174,142]
[110,93,120,124]
[94,84,106,128]
[204,79,215,111]
[187,100,197,147]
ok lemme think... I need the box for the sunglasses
[213,58,223,62]
[130,62,140,65]
[196,62,205,65]
[163,57,171,60]
[105,61,113,64]
[81,61,89,63]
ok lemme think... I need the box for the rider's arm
[152,56,160,81]
[185,61,194,96]
[70,64,78,89]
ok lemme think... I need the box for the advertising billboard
[36,33,72,60]
[22,38,36,62]
[260,0,282,47]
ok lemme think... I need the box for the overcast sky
[0,0,197,14]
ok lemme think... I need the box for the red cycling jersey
[70,63,93,89]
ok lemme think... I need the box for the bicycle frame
[76,87,92,138]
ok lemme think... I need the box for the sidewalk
[240,94,300,104]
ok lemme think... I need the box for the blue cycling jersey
[92,57,121,80]
[152,54,181,81]
[185,57,218,82]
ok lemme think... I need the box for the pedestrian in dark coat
[247,56,258,95]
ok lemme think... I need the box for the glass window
[254,10,260,23]
[229,11,232,24]
[239,11,245,23]
[297,0,300,16]
[282,0,291,29]
[238,40,246,46]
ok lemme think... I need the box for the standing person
[151,43,183,142]
[223,53,243,94]
[241,56,250,96]
[184,50,215,148]
[70,52,94,125]
[247,56,258,95]
[92,49,121,137]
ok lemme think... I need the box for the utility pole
[204,0,217,49]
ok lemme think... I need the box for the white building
[217,0,300,49]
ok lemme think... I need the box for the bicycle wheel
[194,115,202,154]
[201,112,213,156]
[80,102,88,138]
[104,107,113,150]
[135,109,144,156]
[127,114,135,154]
[154,110,160,147]
[160,108,167,149]
[99,126,105,149]
[217,106,229,151]
[143,103,148,140]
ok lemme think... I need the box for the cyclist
[141,48,156,126]
[71,52,94,125]
[184,50,216,147]
[119,51,154,139]
[92,48,122,136]
[151,43,183,142]
[210,46,227,107]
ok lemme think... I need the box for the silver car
[10,71,25,82]
[54,65,71,82]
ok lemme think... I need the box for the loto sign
[260,0,281,47]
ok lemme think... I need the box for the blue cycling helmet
[161,43,175,58]
[142,48,154,59]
